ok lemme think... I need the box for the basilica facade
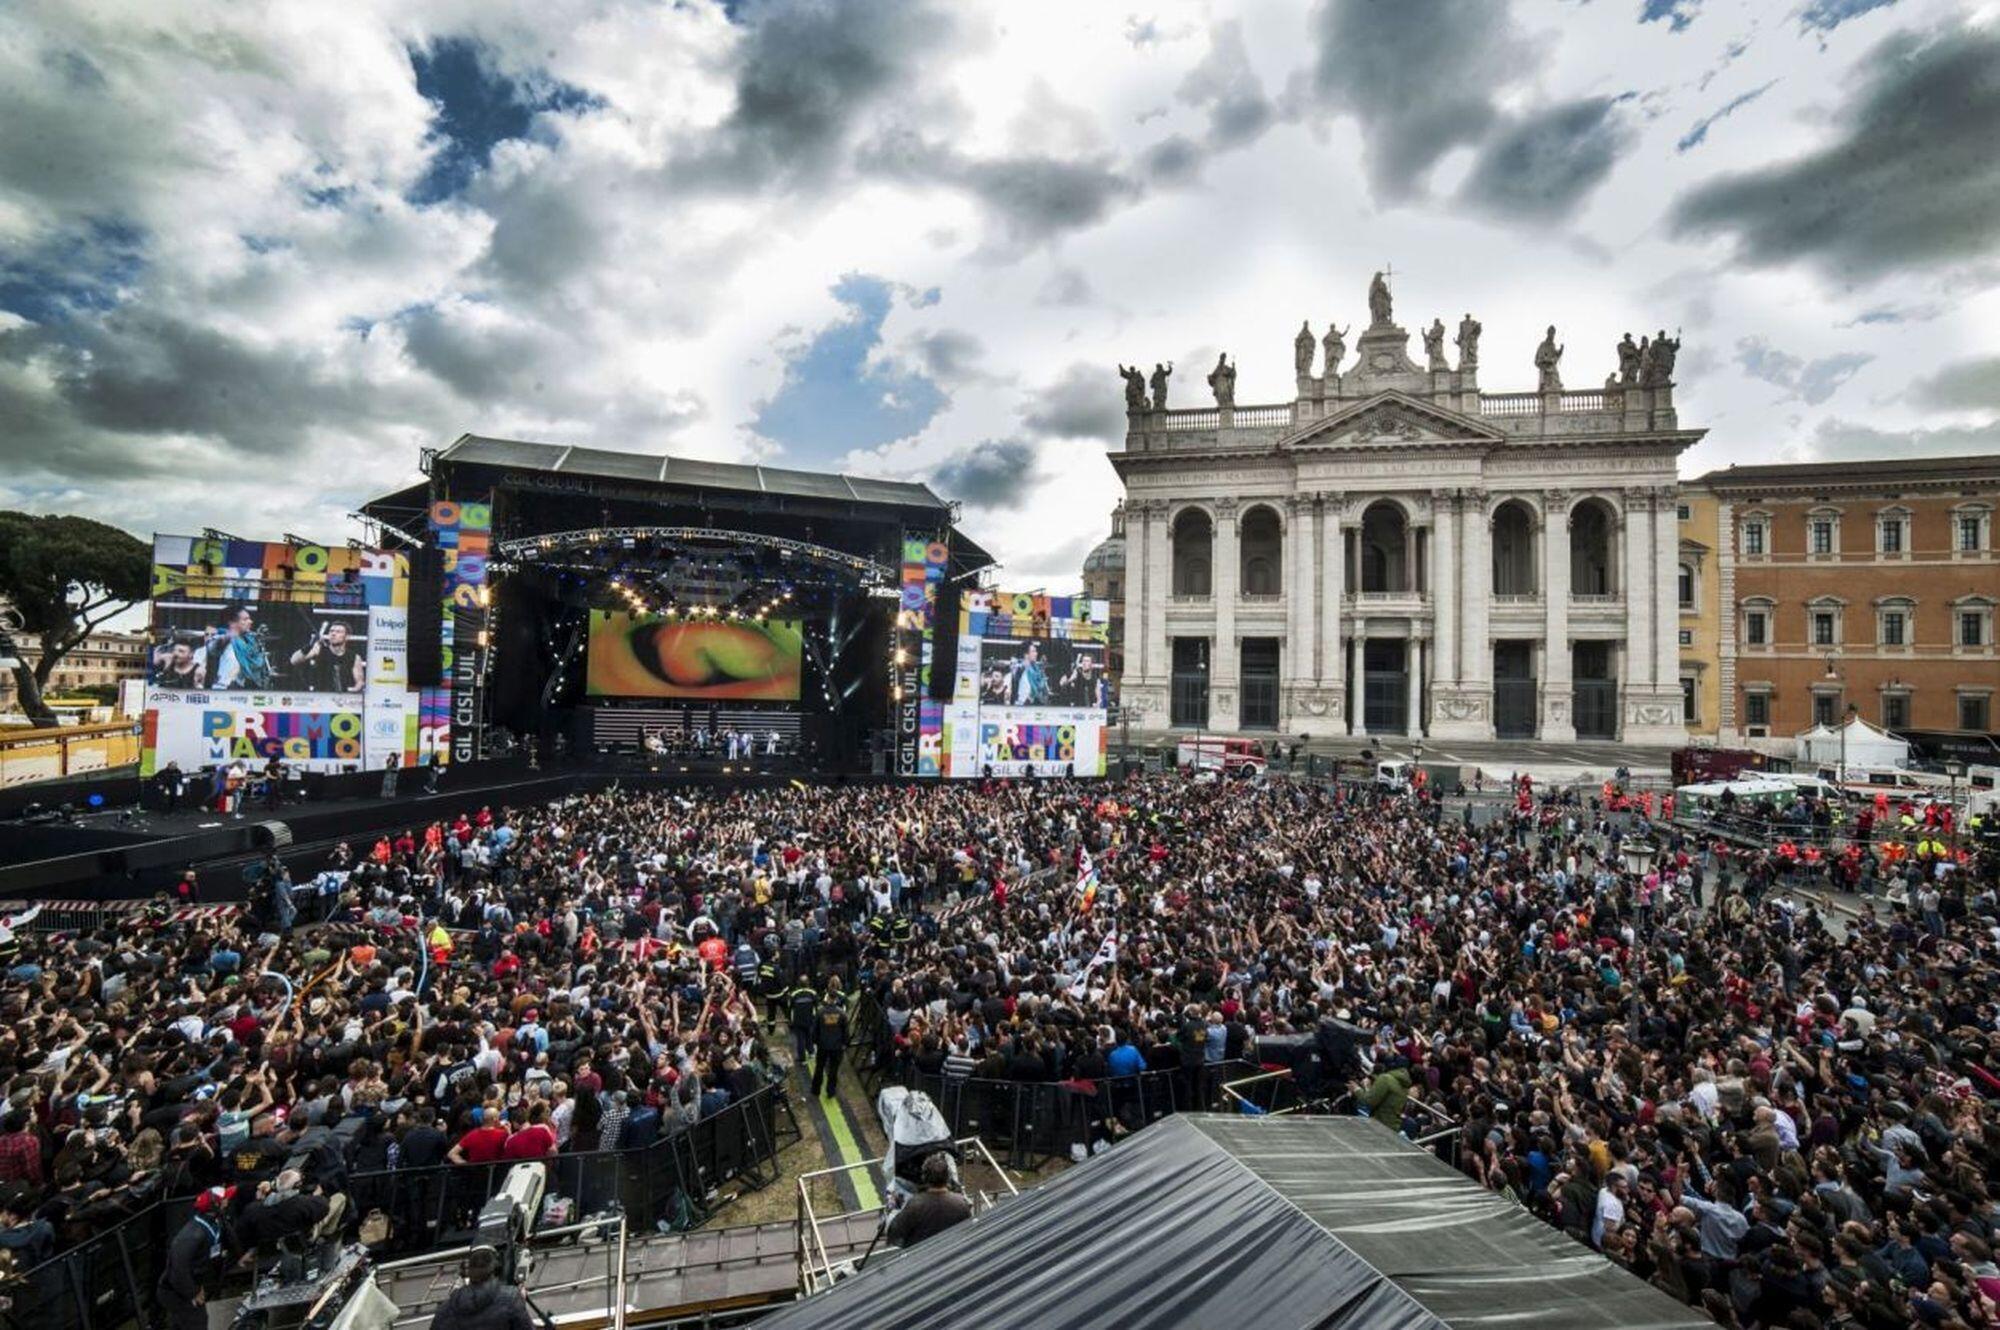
[1109,275,1702,745]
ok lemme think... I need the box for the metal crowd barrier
[880,1060,1262,1172]
[1,1083,796,1330]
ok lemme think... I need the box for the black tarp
[761,1114,1712,1330]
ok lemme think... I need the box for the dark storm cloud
[1304,0,1529,201]
[857,131,1139,246]
[910,328,984,380]
[0,313,444,480]
[1677,80,1776,152]
[677,0,958,190]
[398,304,548,401]
[1670,21,2000,282]
[1141,135,1204,185]
[1177,22,1274,150]
[931,438,1038,509]
[1020,362,1126,443]
[1807,416,2000,462]
[1910,356,2000,413]
[1036,268,1093,307]
[1458,97,1632,222]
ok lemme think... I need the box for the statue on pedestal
[1321,323,1348,377]
[1294,321,1315,376]
[1636,336,1654,386]
[1534,325,1564,392]
[1455,313,1481,371]
[1149,361,1173,411]
[1207,353,1236,409]
[1367,271,1393,326]
[1617,333,1641,385]
[1643,330,1679,386]
[1423,318,1447,372]
[1118,363,1148,412]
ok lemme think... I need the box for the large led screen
[586,611,804,701]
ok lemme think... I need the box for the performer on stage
[208,604,274,690]
[288,619,364,693]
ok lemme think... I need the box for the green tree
[0,513,151,726]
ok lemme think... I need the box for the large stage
[357,433,995,777]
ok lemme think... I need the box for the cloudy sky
[3,0,1997,591]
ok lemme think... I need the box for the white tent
[1798,715,1911,770]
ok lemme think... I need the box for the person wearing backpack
[811,979,850,1099]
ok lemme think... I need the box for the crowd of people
[0,768,1994,1328]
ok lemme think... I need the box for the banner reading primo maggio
[140,534,442,776]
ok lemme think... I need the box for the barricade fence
[875,1061,1261,1172]
[1,1082,795,1330]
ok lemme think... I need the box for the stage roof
[759,1113,1711,1330]
[433,434,951,511]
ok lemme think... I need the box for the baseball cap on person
[194,1185,236,1214]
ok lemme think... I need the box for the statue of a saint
[1616,333,1641,386]
[1207,353,1236,409]
[1367,271,1393,326]
[1150,361,1173,411]
[1455,313,1481,371]
[1635,336,1653,387]
[1423,318,1447,372]
[1534,325,1564,393]
[1646,330,1680,386]
[1321,323,1348,377]
[1294,321,1315,377]
[1119,363,1148,412]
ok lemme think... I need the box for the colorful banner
[150,535,406,608]
[427,497,492,764]
[945,589,1110,778]
[895,536,948,776]
[144,535,418,776]
[146,692,364,770]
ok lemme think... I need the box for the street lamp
[1620,838,1658,877]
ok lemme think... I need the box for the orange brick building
[1693,456,2000,744]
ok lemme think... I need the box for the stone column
[1127,501,1150,685]
[1407,635,1425,737]
[1146,502,1170,720]
[1541,490,1575,741]
[1285,495,1320,730]
[1428,488,1485,739]
[1624,482,1691,746]
[1349,628,1366,735]
[1212,497,1240,731]
[1319,494,1344,706]
[1432,489,1458,687]
[1654,485,1679,693]
[1459,489,1493,736]
[1619,489,1650,738]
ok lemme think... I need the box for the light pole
[1947,760,1965,859]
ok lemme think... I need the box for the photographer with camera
[884,1152,970,1250]
[428,1245,533,1330]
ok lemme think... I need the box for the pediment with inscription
[1285,391,1504,451]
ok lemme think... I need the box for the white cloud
[0,0,1993,595]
